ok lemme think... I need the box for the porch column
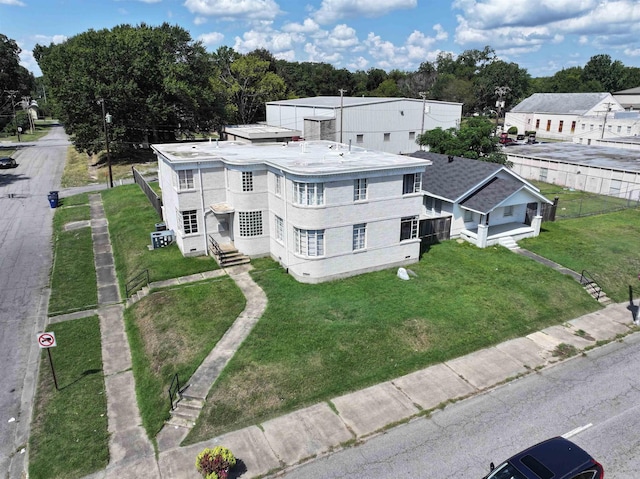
[531,215,543,237]
[477,223,489,248]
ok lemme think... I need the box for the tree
[34,23,222,155]
[418,117,510,165]
[0,34,35,132]
[213,49,286,124]
[582,54,626,92]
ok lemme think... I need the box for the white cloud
[193,16,208,25]
[33,34,68,45]
[183,0,281,20]
[304,42,343,63]
[0,0,26,5]
[282,18,320,34]
[347,56,369,70]
[233,28,303,54]
[319,24,359,49]
[312,0,417,25]
[198,32,224,45]
[624,47,640,56]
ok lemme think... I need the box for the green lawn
[28,317,109,479]
[184,241,599,443]
[101,184,218,296]
[125,278,245,439]
[48,196,97,316]
[520,208,640,302]
[531,180,637,219]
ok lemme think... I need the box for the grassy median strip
[48,196,97,316]
[185,240,599,443]
[101,184,218,294]
[520,208,640,302]
[125,278,245,439]
[28,316,108,479]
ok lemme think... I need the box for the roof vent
[448,155,454,163]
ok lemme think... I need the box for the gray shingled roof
[411,151,502,200]
[410,151,532,214]
[510,92,611,115]
[459,175,524,214]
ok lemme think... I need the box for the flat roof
[223,124,301,139]
[152,140,431,176]
[267,96,462,108]
[506,142,640,173]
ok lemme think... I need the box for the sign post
[37,332,58,390]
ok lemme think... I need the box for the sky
[2,0,640,79]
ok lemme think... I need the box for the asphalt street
[279,331,640,478]
[0,127,67,477]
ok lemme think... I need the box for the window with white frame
[238,211,262,236]
[464,210,473,222]
[504,205,514,217]
[177,170,194,190]
[180,210,198,234]
[275,174,282,197]
[400,216,418,241]
[403,173,421,194]
[294,228,324,256]
[356,134,364,143]
[293,182,324,206]
[274,215,284,242]
[354,178,368,201]
[409,131,415,140]
[627,126,632,134]
[617,125,622,133]
[242,171,253,192]
[353,223,366,250]
[384,132,390,142]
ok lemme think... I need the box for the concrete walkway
[85,194,158,478]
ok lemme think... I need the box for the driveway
[0,126,68,476]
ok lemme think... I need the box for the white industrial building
[152,140,431,283]
[506,143,640,201]
[504,93,640,144]
[265,96,462,155]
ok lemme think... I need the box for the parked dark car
[483,437,603,479]
[0,157,17,168]
[499,137,516,146]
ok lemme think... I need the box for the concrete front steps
[211,243,251,268]
[582,281,612,304]
[166,396,205,429]
[498,236,520,250]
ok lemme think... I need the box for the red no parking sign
[36,332,57,348]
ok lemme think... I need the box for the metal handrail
[208,234,222,256]
[168,373,181,410]
[125,269,150,297]
[580,269,602,301]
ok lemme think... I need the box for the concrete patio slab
[393,363,476,411]
[331,382,419,437]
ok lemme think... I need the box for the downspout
[198,163,208,254]
[282,169,290,270]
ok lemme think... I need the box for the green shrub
[507,126,518,134]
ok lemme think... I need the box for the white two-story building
[152,140,431,283]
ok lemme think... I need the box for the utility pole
[601,103,612,139]
[6,90,21,142]
[97,98,114,188]
[339,88,347,143]
[494,86,510,134]
[419,92,427,150]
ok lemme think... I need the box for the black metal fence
[132,166,162,219]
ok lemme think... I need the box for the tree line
[2,23,639,157]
